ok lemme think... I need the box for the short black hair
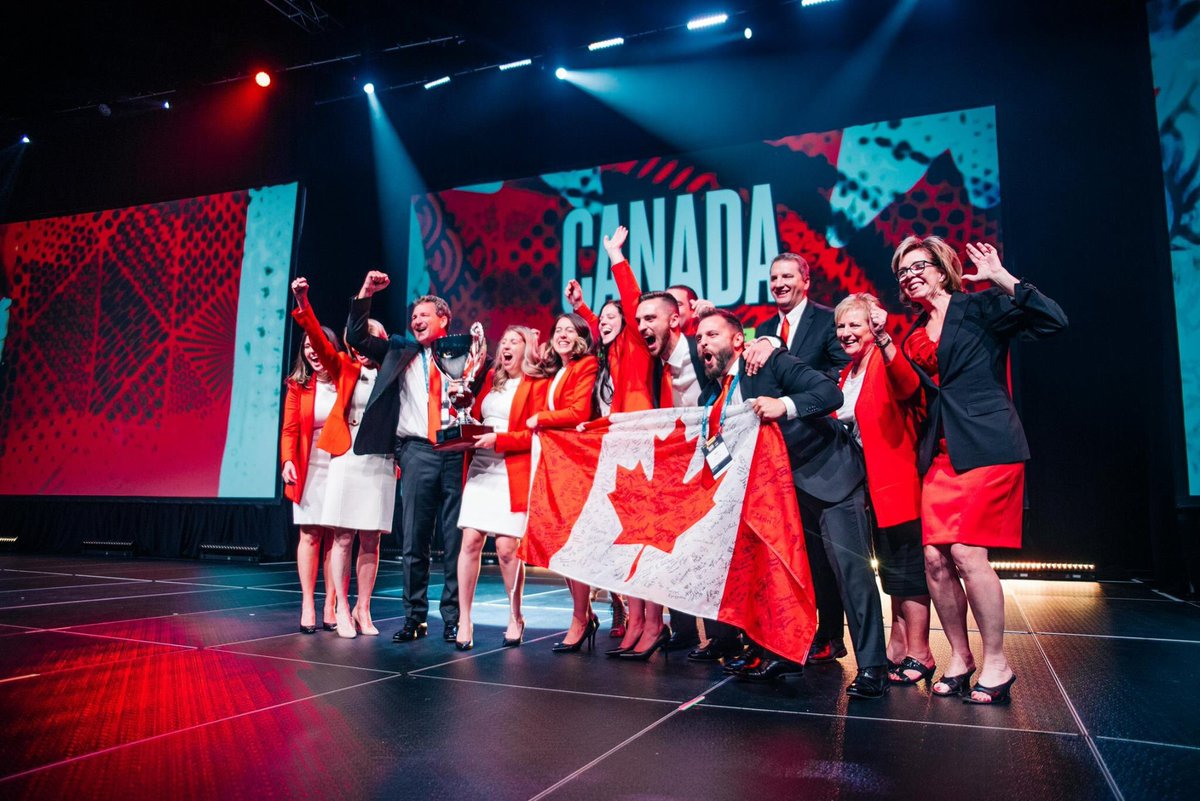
[696,307,743,334]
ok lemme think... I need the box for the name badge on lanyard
[701,373,740,480]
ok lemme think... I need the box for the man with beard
[695,307,889,698]
[754,252,852,666]
[348,270,477,645]
[633,287,711,652]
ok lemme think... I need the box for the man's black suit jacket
[705,350,864,505]
[757,299,850,380]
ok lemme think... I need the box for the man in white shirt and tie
[347,270,471,645]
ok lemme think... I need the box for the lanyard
[701,373,740,444]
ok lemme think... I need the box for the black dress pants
[396,438,465,626]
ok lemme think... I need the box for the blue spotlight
[686,13,728,30]
[424,76,450,90]
[744,27,753,39]
[555,67,568,80]
[162,100,171,110]
[588,37,624,51]
[363,82,375,95]
[20,135,30,144]
[498,58,532,71]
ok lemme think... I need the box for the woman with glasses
[287,277,396,640]
[894,237,1066,704]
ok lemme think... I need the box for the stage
[0,555,1194,799]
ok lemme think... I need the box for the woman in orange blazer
[287,277,396,640]
[280,321,342,635]
[833,292,934,686]
[452,326,547,650]
[522,312,600,653]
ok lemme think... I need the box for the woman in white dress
[280,324,341,634]
[454,326,547,650]
[288,278,396,639]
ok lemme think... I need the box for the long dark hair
[287,325,341,388]
[594,300,622,409]
[535,313,594,376]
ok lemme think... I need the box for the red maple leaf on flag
[608,418,725,581]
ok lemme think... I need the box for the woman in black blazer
[896,236,1067,705]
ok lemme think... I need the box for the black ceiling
[2,1,786,121]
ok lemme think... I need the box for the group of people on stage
[278,226,1067,706]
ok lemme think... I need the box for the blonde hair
[492,325,542,391]
[834,292,880,323]
[891,236,963,305]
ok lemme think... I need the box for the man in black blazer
[696,308,889,698]
[753,253,852,665]
[347,270,473,645]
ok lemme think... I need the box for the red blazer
[536,355,599,429]
[279,305,363,504]
[577,259,654,414]
[466,374,549,513]
[291,304,362,457]
[280,381,314,504]
[838,346,923,528]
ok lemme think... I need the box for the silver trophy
[431,323,490,452]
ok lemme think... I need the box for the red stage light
[254,71,271,88]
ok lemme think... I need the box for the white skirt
[458,449,526,538]
[293,429,395,531]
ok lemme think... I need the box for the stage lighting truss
[261,0,334,34]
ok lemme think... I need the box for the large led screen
[407,106,1002,345]
[0,183,299,498]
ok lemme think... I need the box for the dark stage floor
[0,555,1196,800]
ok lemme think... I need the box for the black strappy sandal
[889,656,936,686]
[932,668,976,697]
[964,673,1017,705]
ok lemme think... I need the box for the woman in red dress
[895,236,1067,704]
[522,313,600,653]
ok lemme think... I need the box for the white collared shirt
[395,348,446,439]
[664,335,702,407]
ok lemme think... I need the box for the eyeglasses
[895,260,935,281]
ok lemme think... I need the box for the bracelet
[875,335,892,348]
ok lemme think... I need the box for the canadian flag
[521,405,818,664]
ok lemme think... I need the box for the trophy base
[433,424,494,453]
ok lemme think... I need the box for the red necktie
[659,362,674,409]
[708,375,734,436]
[427,361,442,444]
[779,315,791,349]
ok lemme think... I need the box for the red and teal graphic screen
[0,183,299,498]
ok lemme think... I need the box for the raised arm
[346,270,391,365]
[964,242,1069,340]
[290,277,343,379]
[869,303,920,403]
[604,226,644,326]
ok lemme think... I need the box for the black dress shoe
[742,658,804,682]
[688,642,742,662]
[808,639,848,664]
[392,621,428,642]
[666,631,700,651]
[443,623,459,642]
[722,646,765,675]
[846,665,891,699]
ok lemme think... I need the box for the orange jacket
[536,355,599,429]
[576,259,655,414]
[837,346,923,528]
[467,374,549,513]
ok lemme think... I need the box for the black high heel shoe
[619,626,672,662]
[455,623,475,651]
[932,667,977,697]
[889,656,937,686]
[299,624,317,635]
[501,620,525,648]
[552,615,600,654]
[963,672,1016,705]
